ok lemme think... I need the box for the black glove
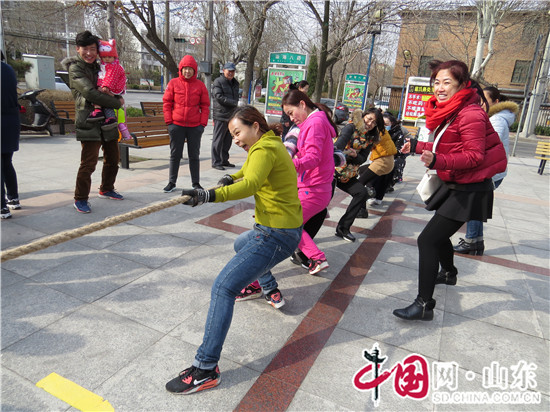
[181,188,216,206]
[217,174,234,187]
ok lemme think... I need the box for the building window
[419,55,433,77]
[424,24,439,40]
[511,60,531,84]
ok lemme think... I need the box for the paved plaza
[1,126,548,411]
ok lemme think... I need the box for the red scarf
[424,86,477,131]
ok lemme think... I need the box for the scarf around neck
[424,86,477,131]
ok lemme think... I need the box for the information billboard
[402,77,433,122]
[265,68,306,116]
[342,83,365,110]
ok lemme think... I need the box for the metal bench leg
[538,159,546,175]
[119,144,130,169]
[59,121,65,135]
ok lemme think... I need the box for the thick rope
[1,188,217,263]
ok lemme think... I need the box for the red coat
[416,99,507,184]
[163,55,210,127]
[98,59,126,95]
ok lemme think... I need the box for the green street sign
[346,73,366,83]
[269,52,307,66]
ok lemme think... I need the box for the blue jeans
[465,179,502,239]
[193,223,302,369]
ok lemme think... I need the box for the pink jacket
[98,59,126,95]
[293,110,336,192]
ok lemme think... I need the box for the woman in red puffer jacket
[162,55,210,192]
[393,60,506,321]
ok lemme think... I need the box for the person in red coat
[393,60,507,321]
[162,55,210,192]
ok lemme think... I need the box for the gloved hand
[217,174,234,187]
[181,188,216,207]
[333,148,346,167]
[283,135,298,158]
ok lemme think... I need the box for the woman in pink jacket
[162,55,210,192]
[282,89,337,275]
[393,60,506,321]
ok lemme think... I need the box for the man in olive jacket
[62,31,124,213]
[211,62,240,170]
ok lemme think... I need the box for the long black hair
[230,105,280,136]
[281,89,338,136]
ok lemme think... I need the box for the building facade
[389,7,549,114]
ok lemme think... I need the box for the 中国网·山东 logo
[353,344,541,407]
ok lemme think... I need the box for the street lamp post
[361,10,383,111]
[397,50,412,121]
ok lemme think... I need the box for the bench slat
[140,102,164,116]
[119,114,170,168]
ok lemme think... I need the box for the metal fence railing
[536,103,550,128]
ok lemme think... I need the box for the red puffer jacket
[163,55,210,127]
[416,98,507,184]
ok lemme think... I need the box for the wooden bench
[403,124,419,138]
[118,116,170,169]
[140,101,164,117]
[51,100,76,135]
[535,137,550,175]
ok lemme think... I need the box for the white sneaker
[368,198,382,206]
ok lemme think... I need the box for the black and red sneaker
[235,282,262,302]
[165,365,221,395]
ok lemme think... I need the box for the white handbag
[416,120,453,202]
[417,171,443,202]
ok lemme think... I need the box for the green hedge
[126,107,144,117]
[509,122,550,136]
[535,125,550,136]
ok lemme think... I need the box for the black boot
[435,267,458,285]
[393,296,436,321]
[454,238,484,256]
[356,208,369,219]
[335,226,356,242]
[476,240,485,256]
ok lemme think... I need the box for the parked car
[55,76,70,92]
[320,98,350,124]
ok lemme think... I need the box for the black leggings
[417,213,463,300]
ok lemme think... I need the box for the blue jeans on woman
[465,179,502,239]
[193,223,302,370]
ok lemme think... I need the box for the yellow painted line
[36,373,114,412]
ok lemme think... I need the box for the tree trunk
[313,1,330,102]
[327,65,334,98]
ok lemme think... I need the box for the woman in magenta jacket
[162,55,210,193]
[393,60,507,321]
[282,89,337,275]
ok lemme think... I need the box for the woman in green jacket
[166,105,303,395]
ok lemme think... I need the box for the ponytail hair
[230,105,281,136]
[288,80,310,91]
[281,89,338,136]
[483,86,507,103]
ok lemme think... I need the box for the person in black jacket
[211,62,240,170]
[368,112,407,205]
[333,109,376,242]
[1,54,21,219]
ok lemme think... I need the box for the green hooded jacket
[61,54,122,141]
